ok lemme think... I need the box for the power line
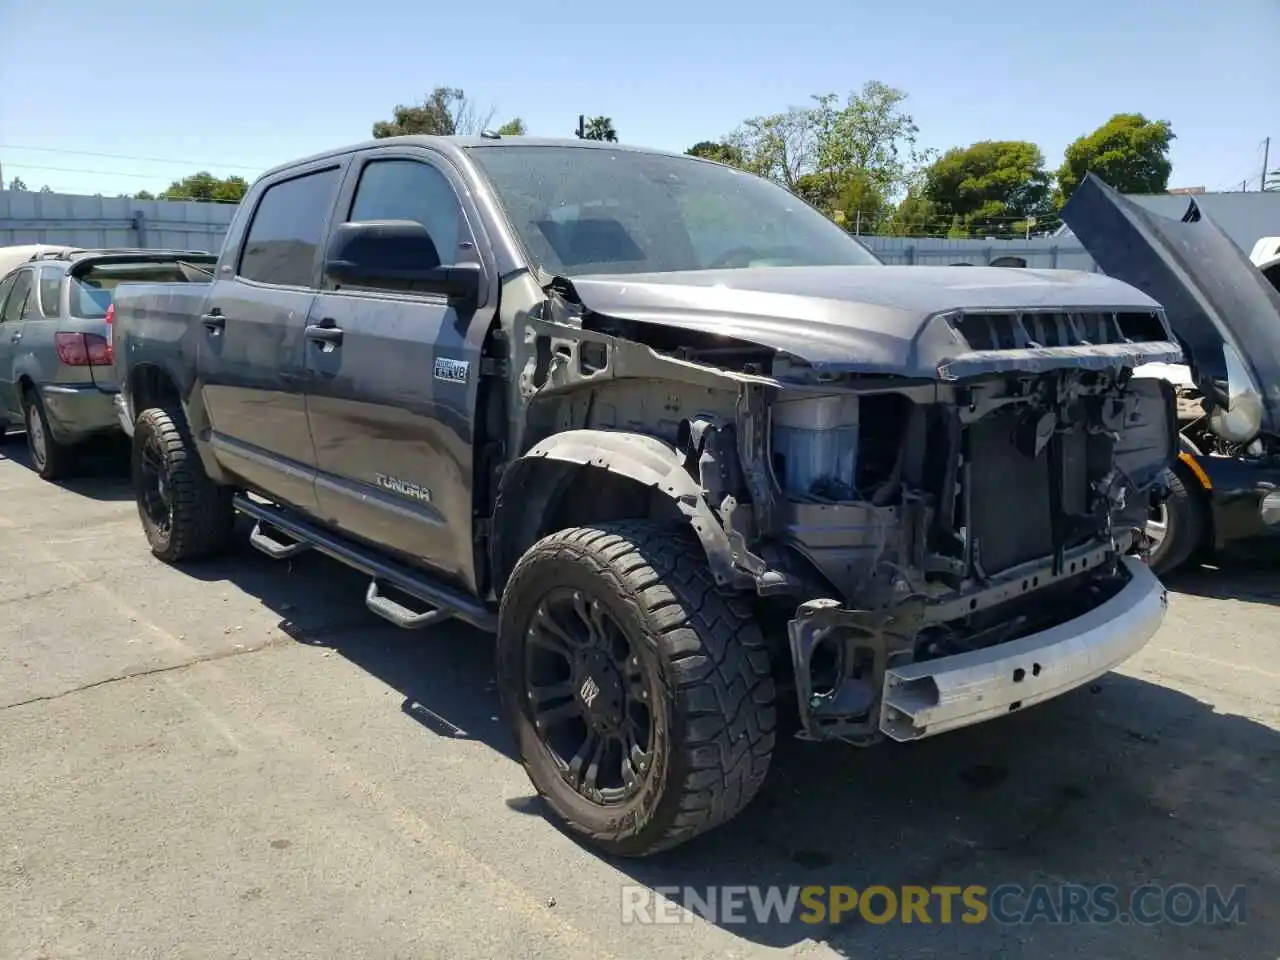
[4,162,186,181]
[1208,140,1268,192]
[0,143,262,171]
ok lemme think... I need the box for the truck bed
[112,280,213,383]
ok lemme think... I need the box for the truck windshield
[465,144,882,278]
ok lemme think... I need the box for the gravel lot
[1,439,1277,960]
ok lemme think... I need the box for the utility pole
[576,114,585,139]
[1263,137,1271,192]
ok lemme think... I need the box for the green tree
[725,82,928,201]
[580,116,618,142]
[38,185,53,194]
[685,140,745,166]
[794,169,889,233]
[726,105,819,189]
[923,140,1052,236]
[161,172,249,203]
[882,191,940,237]
[373,86,496,138]
[134,189,156,200]
[1055,113,1175,207]
[7,177,28,191]
[495,117,526,136]
[812,82,929,197]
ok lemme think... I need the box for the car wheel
[132,406,236,562]
[24,389,76,480]
[1144,465,1205,575]
[497,521,777,857]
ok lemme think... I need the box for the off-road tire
[1147,464,1206,576]
[24,387,77,480]
[497,521,777,857]
[132,406,235,563]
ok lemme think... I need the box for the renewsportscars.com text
[620,883,1247,927]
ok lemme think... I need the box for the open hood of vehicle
[555,263,1180,381]
[1061,174,1280,433]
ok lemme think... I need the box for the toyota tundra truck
[110,135,1180,856]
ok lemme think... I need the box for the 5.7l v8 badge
[433,357,470,384]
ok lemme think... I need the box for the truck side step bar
[248,521,311,559]
[365,580,452,629]
[232,495,498,633]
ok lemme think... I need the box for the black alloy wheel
[524,586,655,805]
[497,521,777,857]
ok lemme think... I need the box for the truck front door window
[238,168,340,287]
[346,159,465,273]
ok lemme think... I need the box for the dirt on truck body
[111,135,1182,856]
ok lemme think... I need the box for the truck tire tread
[133,406,235,562]
[499,521,776,856]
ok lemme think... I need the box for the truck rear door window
[238,167,340,287]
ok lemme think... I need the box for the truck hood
[558,263,1179,380]
[1061,173,1280,433]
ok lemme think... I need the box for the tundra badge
[433,357,470,384]
[374,473,433,503]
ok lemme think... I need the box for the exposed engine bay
[498,266,1181,745]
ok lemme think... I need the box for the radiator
[965,410,1088,574]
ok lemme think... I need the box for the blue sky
[0,0,1274,203]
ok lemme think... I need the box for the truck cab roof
[255,135,709,183]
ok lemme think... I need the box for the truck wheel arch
[489,429,744,594]
[127,363,182,417]
[126,363,227,484]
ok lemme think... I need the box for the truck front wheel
[497,521,777,857]
[132,406,235,563]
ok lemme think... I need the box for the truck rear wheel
[132,406,235,563]
[497,521,777,857]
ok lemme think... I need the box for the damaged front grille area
[951,310,1169,352]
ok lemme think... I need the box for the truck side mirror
[325,220,481,301]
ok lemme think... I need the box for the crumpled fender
[491,428,750,590]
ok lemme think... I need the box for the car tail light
[54,332,112,366]
[104,303,115,363]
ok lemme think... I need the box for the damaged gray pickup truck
[111,135,1181,856]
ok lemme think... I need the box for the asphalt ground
[1,437,1276,959]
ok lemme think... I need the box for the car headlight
[1207,340,1264,444]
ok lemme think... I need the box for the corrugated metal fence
[1,189,1098,270]
[862,235,1098,271]
[0,190,235,252]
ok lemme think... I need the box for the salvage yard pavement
[0,443,1276,960]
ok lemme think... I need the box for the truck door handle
[305,324,343,346]
[201,313,226,332]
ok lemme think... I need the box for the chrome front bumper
[880,556,1168,742]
